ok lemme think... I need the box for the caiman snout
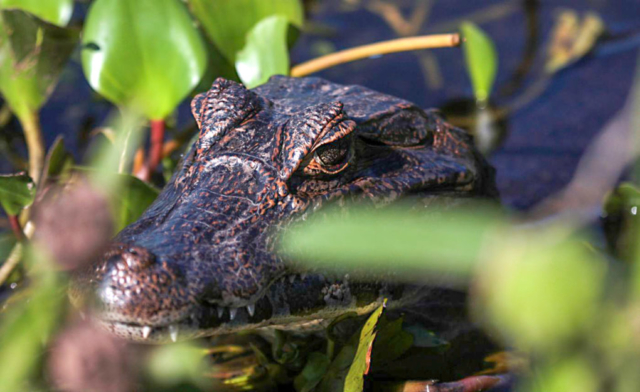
[72,244,199,340]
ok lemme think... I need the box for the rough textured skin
[70,76,496,343]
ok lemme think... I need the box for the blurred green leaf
[188,0,303,63]
[0,232,16,260]
[0,10,78,121]
[0,0,73,27]
[0,173,35,215]
[279,204,502,281]
[344,303,385,392]
[147,343,208,388]
[527,358,597,392]
[602,183,640,261]
[109,174,160,231]
[460,22,497,102]
[79,166,159,232]
[236,16,290,88]
[603,183,640,217]
[294,352,331,392]
[81,0,207,120]
[89,109,145,192]
[0,249,65,392]
[475,228,605,352]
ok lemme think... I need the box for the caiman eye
[314,137,350,167]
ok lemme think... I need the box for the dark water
[2,0,640,211]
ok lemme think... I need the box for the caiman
[70,76,497,344]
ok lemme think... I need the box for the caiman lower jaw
[94,272,403,344]
[96,301,263,344]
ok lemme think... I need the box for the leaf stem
[290,34,461,77]
[0,221,34,285]
[0,243,23,285]
[8,215,24,241]
[148,119,165,174]
[137,119,165,182]
[19,112,45,184]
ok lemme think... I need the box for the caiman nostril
[114,246,155,272]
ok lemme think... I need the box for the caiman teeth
[169,325,179,343]
[229,308,238,321]
[142,326,152,340]
[217,307,224,318]
[247,304,255,317]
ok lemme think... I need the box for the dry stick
[290,34,461,78]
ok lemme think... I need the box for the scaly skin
[69,76,496,343]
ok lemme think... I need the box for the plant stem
[290,34,461,77]
[0,221,34,285]
[8,215,24,241]
[137,119,165,182]
[19,112,45,184]
[0,243,23,285]
[148,119,165,174]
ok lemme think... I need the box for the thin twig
[290,34,461,77]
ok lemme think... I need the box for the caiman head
[70,76,496,343]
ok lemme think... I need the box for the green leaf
[402,324,448,349]
[0,251,65,392]
[81,0,207,120]
[188,0,303,63]
[527,359,598,392]
[475,228,605,352]
[319,304,386,392]
[460,22,498,102]
[279,204,502,282]
[147,343,208,388]
[344,302,385,392]
[294,352,331,392]
[0,173,35,216]
[0,232,16,261]
[0,0,73,27]
[108,174,159,232]
[0,10,78,121]
[370,316,414,366]
[236,16,290,88]
[603,183,640,217]
[88,109,145,192]
[38,136,73,189]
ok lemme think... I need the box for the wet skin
[69,76,496,343]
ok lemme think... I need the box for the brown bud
[48,320,138,392]
[33,178,113,271]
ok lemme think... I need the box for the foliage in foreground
[0,1,627,392]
